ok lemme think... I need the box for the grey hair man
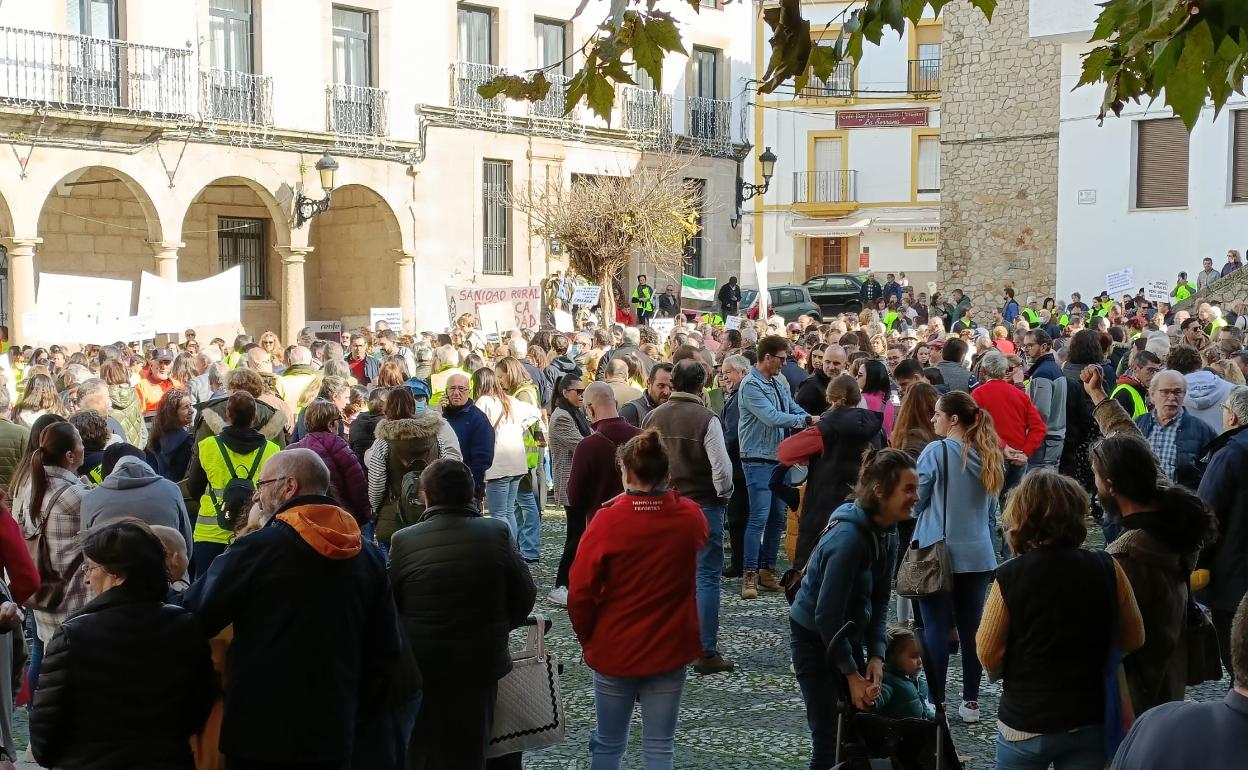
[719,353,752,579]
[179,445,405,770]
[75,378,126,444]
[643,359,735,674]
[595,324,655,380]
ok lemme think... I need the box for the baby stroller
[825,623,963,770]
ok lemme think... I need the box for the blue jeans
[515,486,542,561]
[998,463,1027,559]
[995,725,1105,770]
[486,475,522,540]
[791,618,848,770]
[916,570,992,707]
[697,502,725,654]
[589,667,686,770]
[742,461,786,572]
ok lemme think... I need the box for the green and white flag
[681,274,717,302]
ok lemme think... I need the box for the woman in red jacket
[568,428,707,770]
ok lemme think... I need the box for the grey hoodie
[1185,369,1235,433]
[80,455,194,550]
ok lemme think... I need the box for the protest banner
[369,307,402,330]
[1144,281,1170,303]
[1105,268,1134,297]
[446,285,541,331]
[571,285,601,306]
[138,268,242,332]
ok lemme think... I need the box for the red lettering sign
[836,108,929,129]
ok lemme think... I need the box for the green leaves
[477,72,551,102]
[1084,0,1248,130]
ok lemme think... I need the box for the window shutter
[1135,117,1189,209]
[1233,111,1248,202]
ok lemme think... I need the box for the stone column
[395,250,416,333]
[148,241,184,282]
[275,245,312,345]
[2,237,41,344]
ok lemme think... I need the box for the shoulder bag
[488,614,566,758]
[22,484,78,612]
[895,440,954,599]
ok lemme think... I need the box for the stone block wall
[306,185,401,327]
[939,0,1061,323]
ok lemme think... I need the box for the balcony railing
[797,62,854,98]
[793,170,859,205]
[530,73,573,120]
[200,68,273,127]
[326,82,387,137]
[620,85,672,138]
[452,60,505,113]
[686,95,732,153]
[0,25,192,117]
[908,58,941,93]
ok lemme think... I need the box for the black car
[803,273,865,317]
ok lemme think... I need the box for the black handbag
[896,441,953,599]
[1185,594,1224,686]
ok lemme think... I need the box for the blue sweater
[790,502,896,675]
[441,399,496,496]
[912,438,998,574]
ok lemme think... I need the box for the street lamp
[295,151,340,228]
[732,146,777,229]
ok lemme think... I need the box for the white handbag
[487,614,566,758]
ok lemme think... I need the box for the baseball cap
[154,351,175,362]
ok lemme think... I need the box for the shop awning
[787,207,939,238]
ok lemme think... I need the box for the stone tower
[939,0,1062,321]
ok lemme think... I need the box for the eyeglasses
[1155,388,1185,399]
[568,388,586,395]
[256,476,288,490]
[446,386,469,393]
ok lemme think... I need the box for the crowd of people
[0,269,1245,770]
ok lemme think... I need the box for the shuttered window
[1135,117,1188,209]
[1233,111,1248,202]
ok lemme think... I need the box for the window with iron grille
[682,178,706,276]
[218,217,267,299]
[483,160,512,275]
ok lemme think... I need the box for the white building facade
[750,0,942,290]
[0,0,752,342]
[1032,0,1248,300]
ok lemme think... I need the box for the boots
[758,568,783,592]
[741,571,759,599]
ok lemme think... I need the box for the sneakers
[958,701,980,723]
[692,652,735,675]
[757,568,783,592]
[741,571,759,599]
[547,586,568,606]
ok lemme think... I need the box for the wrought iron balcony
[793,170,859,205]
[686,95,732,154]
[796,62,855,98]
[530,73,575,120]
[451,60,505,113]
[0,25,192,117]
[908,58,941,94]
[619,85,672,138]
[200,68,273,127]
[326,82,387,137]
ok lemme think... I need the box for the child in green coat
[873,626,935,720]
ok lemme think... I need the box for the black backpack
[208,436,265,531]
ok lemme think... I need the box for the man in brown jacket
[643,359,734,674]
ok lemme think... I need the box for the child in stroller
[874,626,936,720]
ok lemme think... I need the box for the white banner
[650,317,675,338]
[445,285,541,332]
[477,301,516,334]
[369,307,402,330]
[1144,280,1170,303]
[571,285,601,306]
[30,273,156,344]
[1105,268,1134,298]
[138,267,242,333]
[725,315,742,330]
[553,309,575,333]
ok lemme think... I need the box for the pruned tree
[512,151,702,324]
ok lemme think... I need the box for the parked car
[741,286,824,322]
[803,273,865,317]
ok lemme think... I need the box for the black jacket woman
[1060,329,1107,515]
[30,519,215,770]
[549,372,591,604]
[794,345,833,417]
[778,374,884,569]
[977,470,1144,769]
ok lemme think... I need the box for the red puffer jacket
[288,431,371,523]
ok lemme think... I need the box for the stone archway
[306,184,405,331]
[180,177,291,337]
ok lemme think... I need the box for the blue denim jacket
[737,367,808,462]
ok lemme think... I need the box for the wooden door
[806,237,845,279]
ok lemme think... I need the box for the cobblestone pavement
[9,509,1232,770]
[524,510,1232,770]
